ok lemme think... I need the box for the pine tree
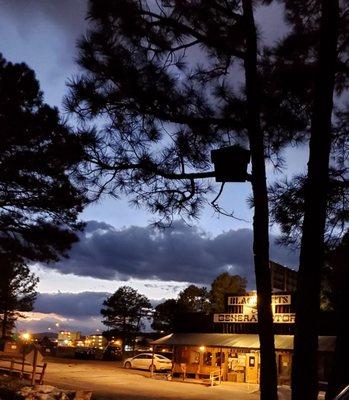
[66,2,305,398]
[0,54,86,263]
[210,272,246,313]
[0,254,38,348]
[101,286,151,352]
[177,285,210,313]
[325,232,349,399]
[264,0,346,398]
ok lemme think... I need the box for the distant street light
[21,332,31,341]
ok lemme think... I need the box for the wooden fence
[0,347,47,384]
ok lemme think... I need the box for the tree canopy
[65,0,304,225]
[152,274,246,332]
[0,54,86,263]
[0,254,38,344]
[66,3,297,397]
[101,286,152,348]
[210,272,247,312]
[177,284,210,313]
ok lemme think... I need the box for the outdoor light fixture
[211,145,250,182]
[199,346,205,352]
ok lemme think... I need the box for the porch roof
[151,333,335,352]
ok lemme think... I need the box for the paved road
[44,357,264,400]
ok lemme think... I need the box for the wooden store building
[151,333,335,384]
[151,290,335,384]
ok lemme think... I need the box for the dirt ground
[41,357,298,400]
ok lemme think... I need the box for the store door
[245,353,259,383]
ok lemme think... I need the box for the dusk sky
[0,0,307,333]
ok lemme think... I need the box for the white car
[123,353,172,372]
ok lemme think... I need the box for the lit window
[203,352,212,366]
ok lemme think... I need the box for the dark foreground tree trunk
[325,235,349,400]
[242,2,278,400]
[326,320,349,400]
[292,1,339,400]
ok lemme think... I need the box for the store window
[203,352,212,366]
[215,352,225,367]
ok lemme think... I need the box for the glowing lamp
[21,332,31,341]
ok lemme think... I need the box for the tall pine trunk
[326,235,349,399]
[291,1,338,400]
[326,316,349,399]
[242,1,278,399]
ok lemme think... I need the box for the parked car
[74,348,96,360]
[123,353,172,372]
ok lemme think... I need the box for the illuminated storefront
[151,293,335,384]
[152,333,335,384]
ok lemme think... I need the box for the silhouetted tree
[66,2,309,398]
[264,0,345,398]
[151,299,187,333]
[325,232,349,400]
[0,254,38,348]
[152,276,246,332]
[0,54,86,263]
[210,272,247,312]
[177,284,210,313]
[101,286,151,352]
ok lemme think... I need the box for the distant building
[57,331,81,347]
[85,334,108,349]
[270,261,298,292]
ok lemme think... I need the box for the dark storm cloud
[33,292,164,320]
[34,291,108,317]
[0,0,87,37]
[46,221,298,286]
[0,0,87,68]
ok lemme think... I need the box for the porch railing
[209,370,222,386]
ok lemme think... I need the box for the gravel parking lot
[44,357,264,400]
